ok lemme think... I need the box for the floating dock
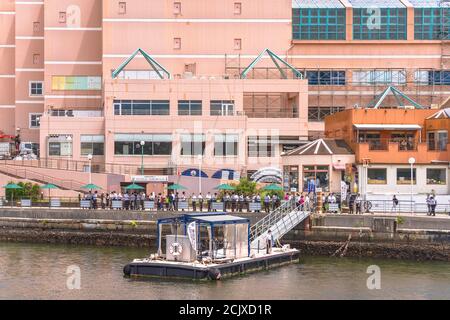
[123,247,300,280]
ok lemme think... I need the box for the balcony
[354,139,450,164]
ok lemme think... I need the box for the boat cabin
[156,213,250,263]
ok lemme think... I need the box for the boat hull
[123,249,300,280]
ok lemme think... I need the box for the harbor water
[0,242,449,300]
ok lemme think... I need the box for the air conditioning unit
[430,104,439,109]
[404,105,415,110]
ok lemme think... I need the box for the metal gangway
[250,199,310,250]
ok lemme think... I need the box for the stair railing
[250,198,300,242]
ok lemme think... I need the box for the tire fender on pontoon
[208,268,221,280]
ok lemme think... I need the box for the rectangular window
[48,135,73,156]
[367,168,387,184]
[426,168,446,185]
[427,131,448,151]
[414,7,449,40]
[33,22,40,33]
[397,168,416,185]
[29,113,42,129]
[234,38,242,50]
[303,165,329,192]
[180,134,205,156]
[59,12,66,23]
[353,70,406,85]
[80,135,105,156]
[353,7,407,40]
[178,100,202,116]
[173,37,181,49]
[292,7,346,40]
[306,71,346,85]
[210,100,235,116]
[119,2,127,14]
[247,136,276,157]
[33,54,40,65]
[114,134,172,156]
[308,106,345,122]
[234,2,242,15]
[174,2,181,14]
[114,100,170,116]
[52,76,102,90]
[214,134,239,156]
[29,81,43,96]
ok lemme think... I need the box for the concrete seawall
[1,209,449,261]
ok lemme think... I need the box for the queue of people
[79,190,289,212]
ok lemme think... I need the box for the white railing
[250,198,298,242]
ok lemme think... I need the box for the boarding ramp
[250,199,310,250]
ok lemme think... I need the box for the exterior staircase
[250,199,310,250]
[0,165,85,192]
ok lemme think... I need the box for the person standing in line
[355,193,362,215]
[264,194,271,213]
[206,192,212,211]
[426,194,431,216]
[238,194,244,212]
[304,193,310,211]
[198,192,203,211]
[255,193,261,213]
[174,192,179,211]
[211,192,217,212]
[191,193,197,211]
[392,195,399,213]
[429,196,437,216]
[225,193,231,212]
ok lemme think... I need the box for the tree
[5,181,41,201]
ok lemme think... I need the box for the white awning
[353,124,422,130]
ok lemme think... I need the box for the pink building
[0,0,449,188]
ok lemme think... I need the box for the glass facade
[292,0,346,40]
[410,0,450,40]
[350,0,407,40]
[80,135,104,156]
[178,100,202,116]
[114,134,172,155]
[214,134,239,156]
[113,100,170,115]
[415,70,450,85]
[352,70,406,85]
[306,71,346,85]
[180,134,205,156]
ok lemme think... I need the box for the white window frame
[29,81,44,97]
[29,113,42,129]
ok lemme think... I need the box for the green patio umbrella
[124,183,145,190]
[81,183,101,190]
[214,184,236,191]
[3,183,23,206]
[40,183,59,202]
[167,183,187,190]
[262,183,283,191]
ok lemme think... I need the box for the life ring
[169,242,183,256]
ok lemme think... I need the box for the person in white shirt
[198,192,203,211]
[206,192,212,211]
[191,194,197,211]
[266,230,274,254]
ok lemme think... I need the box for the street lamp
[197,154,203,194]
[88,153,93,184]
[66,135,72,169]
[408,157,416,214]
[140,140,145,175]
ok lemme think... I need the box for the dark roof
[283,139,353,156]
